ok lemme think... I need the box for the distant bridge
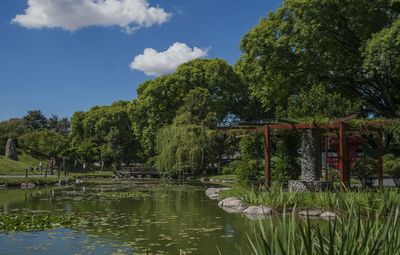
[116,165,160,178]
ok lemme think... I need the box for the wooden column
[376,129,383,188]
[263,125,271,189]
[339,123,350,190]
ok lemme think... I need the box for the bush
[352,158,377,187]
[383,154,400,174]
[235,159,264,186]
[389,165,400,187]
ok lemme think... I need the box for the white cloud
[12,0,171,33]
[130,42,209,76]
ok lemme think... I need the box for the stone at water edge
[320,211,336,219]
[244,206,274,216]
[5,139,18,161]
[21,182,36,189]
[298,209,323,217]
[205,187,219,198]
[218,197,248,211]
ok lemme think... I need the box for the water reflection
[0,180,257,254]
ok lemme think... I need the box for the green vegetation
[0,151,42,175]
[246,207,400,255]
[219,185,400,213]
[98,191,150,199]
[0,213,80,232]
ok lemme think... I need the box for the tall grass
[219,185,400,213]
[245,206,400,255]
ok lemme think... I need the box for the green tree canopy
[237,0,399,118]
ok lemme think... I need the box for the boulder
[244,205,274,216]
[320,211,336,219]
[205,187,230,200]
[5,139,18,161]
[218,197,247,212]
[298,209,323,217]
[21,182,36,189]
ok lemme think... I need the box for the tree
[130,58,248,160]
[18,129,69,158]
[70,101,136,167]
[23,110,48,129]
[237,0,399,118]
[0,118,30,154]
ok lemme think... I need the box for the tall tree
[237,0,399,118]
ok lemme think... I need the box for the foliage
[0,213,79,232]
[23,110,48,130]
[156,124,214,176]
[70,101,136,166]
[129,58,248,159]
[18,129,69,158]
[282,84,361,121]
[272,131,301,183]
[0,118,30,155]
[245,207,400,255]
[0,152,42,175]
[383,154,400,174]
[98,191,150,200]
[389,165,400,187]
[352,158,377,187]
[235,159,264,186]
[219,185,400,213]
[237,0,400,118]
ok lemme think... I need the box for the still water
[0,180,258,254]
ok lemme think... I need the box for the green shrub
[389,165,400,187]
[383,154,400,174]
[235,159,264,186]
[352,158,377,187]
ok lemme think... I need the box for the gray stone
[21,182,36,189]
[5,139,18,161]
[205,187,230,200]
[244,206,274,216]
[301,129,321,182]
[0,184,7,189]
[320,211,336,219]
[298,209,323,217]
[218,197,247,211]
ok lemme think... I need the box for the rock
[21,182,36,189]
[320,211,336,219]
[58,180,67,186]
[5,139,18,161]
[298,209,323,217]
[0,184,7,189]
[75,179,84,184]
[205,187,219,197]
[244,206,274,216]
[205,187,230,200]
[218,197,247,212]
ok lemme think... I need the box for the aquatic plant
[244,206,400,255]
[219,185,400,213]
[0,213,79,232]
[98,191,150,200]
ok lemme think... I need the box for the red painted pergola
[220,118,394,189]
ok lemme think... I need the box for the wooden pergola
[220,118,396,189]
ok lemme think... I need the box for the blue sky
[0,0,281,121]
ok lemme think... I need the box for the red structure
[220,118,393,190]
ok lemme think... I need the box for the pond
[0,180,259,254]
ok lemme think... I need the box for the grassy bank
[0,152,42,175]
[219,185,400,213]
[0,171,115,187]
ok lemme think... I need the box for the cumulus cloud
[12,0,171,33]
[130,42,209,76]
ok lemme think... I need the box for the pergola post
[376,129,383,188]
[263,125,271,189]
[339,122,350,190]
